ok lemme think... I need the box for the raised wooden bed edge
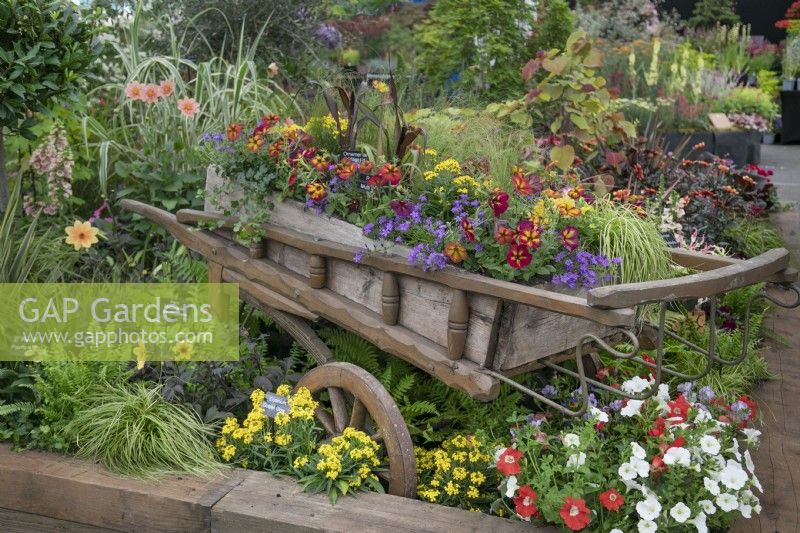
[0,445,549,533]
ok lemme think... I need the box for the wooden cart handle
[587,248,794,309]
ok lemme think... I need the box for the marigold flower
[177,97,200,118]
[444,241,467,264]
[598,488,624,511]
[125,81,145,101]
[506,244,533,270]
[245,135,264,153]
[159,79,175,97]
[513,485,539,519]
[560,225,580,251]
[335,158,357,180]
[489,189,509,216]
[516,221,542,249]
[559,497,591,531]
[64,220,99,251]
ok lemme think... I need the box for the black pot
[713,131,750,166]
[662,131,715,154]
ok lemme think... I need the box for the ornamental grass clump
[68,383,222,478]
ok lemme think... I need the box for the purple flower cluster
[315,23,342,48]
[451,194,479,222]
[551,251,621,289]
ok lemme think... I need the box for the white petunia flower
[751,473,763,493]
[567,452,586,468]
[636,495,662,521]
[631,442,647,460]
[621,400,644,417]
[622,478,644,492]
[719,459,748,491]
[670,502,692,523]
[694,408,712,423]
[504,475,518,497]
[638,519,657,533]
[622,376,651,394]
[728,439,742,460]
[631,456,650,478]
[664,446,691,466]
[590,406,609,423]
[739,503,753,518]
[690,511,708,533]
[716,492,739,512]
[743,449,755,473]
[704,477,720,496]
[619,461,638,481]
[742,428,761,445]
[699,499,716,514]
[656,383,670,401]
[610,530,624,533]
[754,503,762,514]
[699,435,721,455]
[563,433,580,448]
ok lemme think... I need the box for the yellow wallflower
[221,445,236,462]
[274,411,290,427]
[466,486,480,499]
[274,433,293,446]
[470,471,486,485]
[276,384,292,396]
[372,80,389,94]
[424,148,438,156]
[444,481,459,496]
[433,158,461,174]
[264,432,273,443]
[452,467,467,481]
[293,455,309,468]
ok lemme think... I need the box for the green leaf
[550,116,563,134]
[570,114,589,130]
[550,144,575,171]
[542,56,568,75]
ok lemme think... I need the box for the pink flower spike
[159,79,175,97]
[125,81,145,101]
[177,97,200,118]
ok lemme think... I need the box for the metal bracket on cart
[483,282,800,417]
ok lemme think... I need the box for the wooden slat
[670,248,798,284]
[174,206,635,327]
[211,469,549,533]
[222,269,319,321]
[588,248,791,308]
[121,200,499,400]
[0,446,243,533]
[0,507,118,533]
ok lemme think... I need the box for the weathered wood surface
[211,469,545,533]
[0,445,554,533]
[121,200,500,400]
[0,445,244,533]
[731,208,800,533]
[588,248,791,308]
[670,248,798,284]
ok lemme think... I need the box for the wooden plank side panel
[0,508,119,533]
[494,302,612,371]
[0,446,244,533]
[211,470,546,533]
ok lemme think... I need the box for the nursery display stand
[121,187,800,498]
[780,90,800,144]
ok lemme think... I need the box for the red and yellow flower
[560,226,580,251]
[245,135,264,153]
[460,218,476,242]
[268,139,285,158]
[489,189,509,216]
[512,173,534,196]
[444,242,467,264]
[335,158,357,180]
[506,244,533,270]
[305,182,327,203]
[227,122,243,141]
[516,221,541,249]
[494,225,516,245]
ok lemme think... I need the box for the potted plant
[782,36,800,91]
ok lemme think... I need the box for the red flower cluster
[367,163,402,186]
[559,497,591,531]
[512,485,539,519]
[496,447,523,476]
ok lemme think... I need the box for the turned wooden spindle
[447,289,469,360]
[309,255,327,289]
[249,240,265,258]
[381,272,400,325]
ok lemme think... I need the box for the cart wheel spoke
[349,397,367,430]
[315,408,336,436]
[370,430,383,444]
[328,387,348,434]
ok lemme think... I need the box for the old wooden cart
[120,171,800,499]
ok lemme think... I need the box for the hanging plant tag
[261,392,290,418]
[341,150,372,192]
[661,232,679,248]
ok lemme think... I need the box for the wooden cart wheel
[295,362,417,498]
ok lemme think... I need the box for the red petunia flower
[378,163,402,185]
[506,244,533,270]
[444,241,467,264]
[560,225,580,251]
[512,174,534,196]
[598,488,624,511]
[516,221,541,249]
[496,447,523,475]
[335,158,357,180]
[560,497,591,531]
[389,200,413,218]
[489,189,510,216]
[651,454,667,475]
[668,437,686,449]
[461,218,476,242]
[494,225,516,245]
[226,122,243,141]
[288,173,297,188]
[667,394,691,423]
[513,485,539,519]
[648,416,666,437]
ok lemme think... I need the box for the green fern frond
[0,401,35,417]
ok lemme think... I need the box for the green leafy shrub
[688,0,740,30]
[0,0,101,210]
[716,87,778,121]
[532,0,574,53]
[723,219,784,258]
[67,382,222,478]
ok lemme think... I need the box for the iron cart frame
[120,198,800,499]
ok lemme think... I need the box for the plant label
[341,151,373,192]
[661,232,679,248]
[261,392,290,418]
[708,113,733,130]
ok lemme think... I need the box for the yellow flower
[221,417,238,435]
[64,220,99,251]
[372,80,389,94]
[250,388,266,406]
[172,341,193,360]
[276,384,292,396]
[466,486,480,499]
[470,471,486,485]
[444,481,459,496]
[232,428,247,440]
[241,459,249,469]
[274,433,292,446]
[452,467,467,481]
[133,342,146,370]
[215,437,227,449]
[274,411,290,427]
[221,445,236,461]
[264,431,273,443]
[424,171,438,181]
[430,478,441,487]
[433,158,461,174]
[424,148,438,156]
[293,455,309,468]
[242,432,253,445]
